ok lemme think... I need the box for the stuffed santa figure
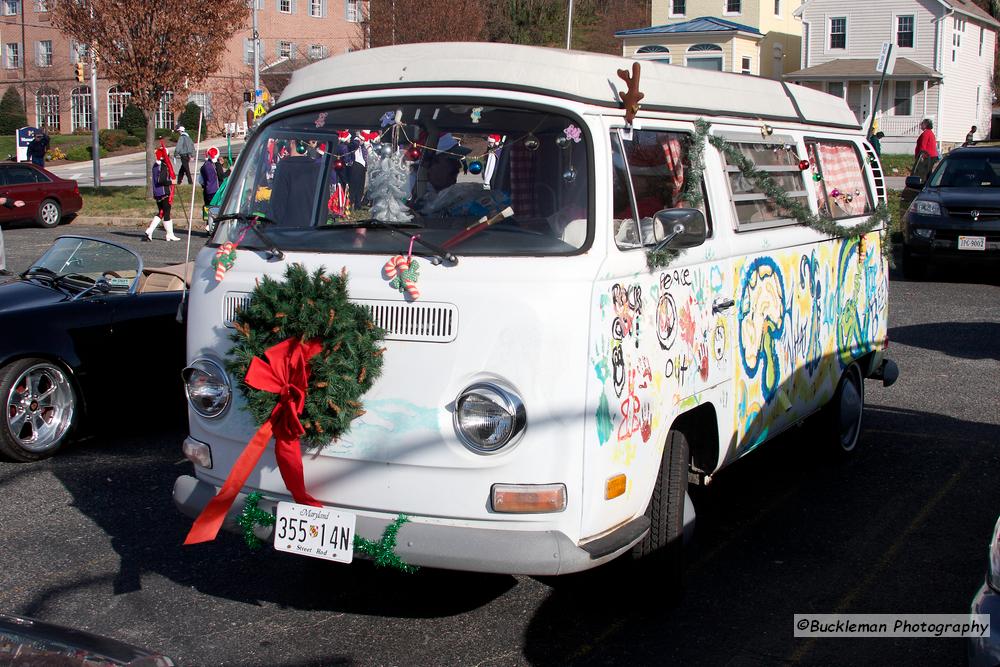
[483,133,503,190]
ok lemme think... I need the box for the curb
[69,216,208,230]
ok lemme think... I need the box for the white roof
[278,42,860,130]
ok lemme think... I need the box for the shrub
[72,127,91,136]
[154,128,178,141]
[118,103,147,138]
[0,87,27,135]
[64,144,107,161]
[176,101,208,137]
[46,146,66,161]
[99,128,128,152]
[122,135,141,147]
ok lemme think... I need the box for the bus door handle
[712,297,735,314]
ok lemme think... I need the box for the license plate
[958,235,986,251]
[274,502,356,563]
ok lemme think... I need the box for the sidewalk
[51,135,239,172]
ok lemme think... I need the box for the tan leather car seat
[137,262,193,294]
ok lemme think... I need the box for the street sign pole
[252,0,260,94]
[869,42,895,138]
[90,44,101,187]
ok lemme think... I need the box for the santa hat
[487,134,502,145]
[207,146,219,160]
[337,130,350,142]
[154,146,168,161]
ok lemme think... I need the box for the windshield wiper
[213,213,285,260]
[319,219,457,264]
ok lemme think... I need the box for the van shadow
[521,402,1000,666]
[40,419,516,620]
[889,321,1000,360]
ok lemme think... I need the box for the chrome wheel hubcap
[6,363,74,452]
[41,203,58,225]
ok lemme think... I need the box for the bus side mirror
[650,208,708,250]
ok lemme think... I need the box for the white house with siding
[786,0,997,152]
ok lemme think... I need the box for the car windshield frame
[210,97,595,258]
[24,235,143,294]
[927,153,1000,188]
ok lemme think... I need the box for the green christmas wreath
[226,263,385,445]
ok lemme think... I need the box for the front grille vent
[222,293,458,343]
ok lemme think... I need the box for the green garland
[226,264,385,446]
[238,492,276,550]
[354,515,418,574]
[646,118,892,270]
[239,494,417,573]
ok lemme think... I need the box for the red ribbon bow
[184,337,323,545]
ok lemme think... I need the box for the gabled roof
[615,17,762,37]
[795,0,999,29]
[784,57,943,80]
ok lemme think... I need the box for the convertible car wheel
[0,359,76,461]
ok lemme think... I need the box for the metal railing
[876,115,935,138]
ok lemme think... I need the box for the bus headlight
[454,381,526,453]
[182,359,231,418]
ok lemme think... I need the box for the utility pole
[565,0,574,50]
[90,44,100,187]
[252,0,260,94]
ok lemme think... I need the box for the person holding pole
[913,118,939,180]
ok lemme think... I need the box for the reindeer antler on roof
[616,62,645,126]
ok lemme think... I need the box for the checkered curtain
[815,143,870,217]
[509,142,536,216]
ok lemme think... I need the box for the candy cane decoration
[212,242,237,282]
[382,254,420,300]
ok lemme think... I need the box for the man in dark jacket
[26,133,47,167]
[174,126,195,184]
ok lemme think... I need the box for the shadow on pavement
[889,321,1000,361]
[522,404,1000,666]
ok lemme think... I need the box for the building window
[70,41,90,63]
[725,0,741,14]
[36,40,52,67]
[156,91,173,129]
[827,81,844,98]
[244,38,256,65]
[35,87,59,131]
[741,56,752,74]
[5,43,20,69]
[774,0,780,16]
[309,0,323,16]
[33,0,47,11]
[670,0,684,15]
[980,26,984,56]
[278,40,292,59]
[107,85,130,129]
[829,17,846,49]
[686,43,723,70]
[188,92,211,119]
[893,80,911,116]
[896,15,914,48]
[309,44,326,59]
[71,86,92,131]
[3,0,19,15]
[345,0,360,21]
[279,0,290,12]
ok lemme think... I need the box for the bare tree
[52,0,249,193]
[362,0,486,47]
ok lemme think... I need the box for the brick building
[0,0,362,135]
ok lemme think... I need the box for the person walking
[200,146,224,207]
[913,118,939,179]
[867,131,885,157]
[145,146,180,241]
[174,126,195,184]
[964,125,977,147]
[26,132,47,167]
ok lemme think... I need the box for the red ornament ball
[333,158,345,170]
[407,147,422,160]
[830,188,841,198]
[798,160,809,171]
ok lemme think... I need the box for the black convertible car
[0,236,189,461]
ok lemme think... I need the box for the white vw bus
[175,43,897,576]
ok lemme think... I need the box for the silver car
[969,515,1000,666]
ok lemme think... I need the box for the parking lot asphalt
[0,225,997,666]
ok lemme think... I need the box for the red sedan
[0,162,83,228]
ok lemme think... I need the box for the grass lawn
[80,185,206,222]
[0,134,97,160]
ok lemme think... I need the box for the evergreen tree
[0,87,27,136]
[118,103,147,138]
[176,101,208,137]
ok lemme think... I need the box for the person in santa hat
[199,146,229,207]
[145,146,179,241]
[483,133,503,190]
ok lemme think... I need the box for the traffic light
[74,62,85,83]
[243,91,252,103]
